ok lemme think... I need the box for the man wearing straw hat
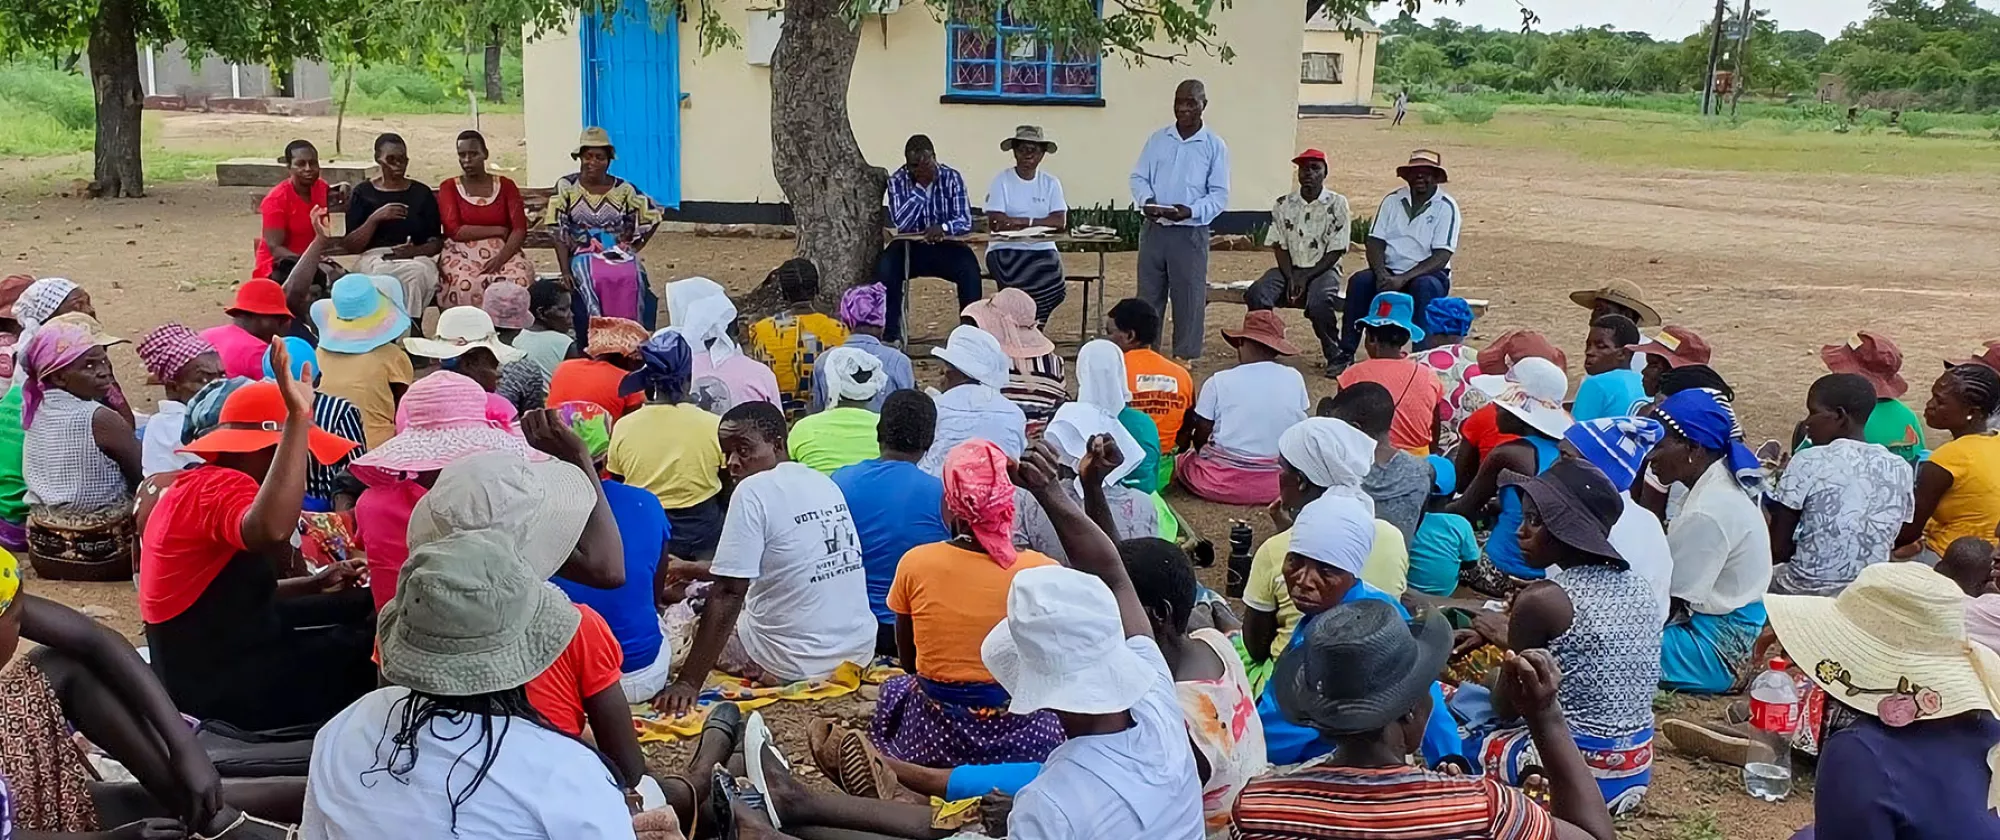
[1338,150,1461,367]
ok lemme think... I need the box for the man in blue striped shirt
[875,134,982,343]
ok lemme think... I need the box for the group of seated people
[0,128,1998,839]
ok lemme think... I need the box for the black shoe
[1325,353,1354,377]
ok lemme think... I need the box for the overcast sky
[1412,0,2000,40]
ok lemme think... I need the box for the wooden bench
[298,185,559,255]
[886,231,1123,347]
[1205,278,1487,319]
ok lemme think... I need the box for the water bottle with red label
[1743,657,1798,801]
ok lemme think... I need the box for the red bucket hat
[1821,331,1906,399]
[1625,325,1711,369]
[226,279,294,318]
[1476,329,1567,375]
[180,381,359,465]
[1949,340,2000,374]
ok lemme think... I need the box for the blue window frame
[944,1,1102,102]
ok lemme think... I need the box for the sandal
[835,727,899,801]
[194,811,300,840]
[806,718,843,789]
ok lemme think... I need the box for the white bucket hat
[982,565,1157,715]
[1471,356,1574,438]
[1770,562,2000,810]
[406,451,599,580]
[932,324,1011,389]
[406,306,528,364]
[378,528,580,696]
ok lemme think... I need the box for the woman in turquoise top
[1077,339,1161,494]
[1449,358,1576,583]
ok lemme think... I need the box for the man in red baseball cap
[1244,148,1352,373]
[201,278,297,379]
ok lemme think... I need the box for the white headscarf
[931,325,1011,390]
[1076,339,1132,417]
[820,346,886,404]
[1045,401,1144,488]
[679,293,739,364]
[1277,417,1377,515]
[14,277,79,367]
[1288,495,1377,577]
[666,276,727,331]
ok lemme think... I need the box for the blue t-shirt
[832,458,949,624]
[1408,512,1479,597]
[1258,581,1465,766]
[553,480,668,672]
[1570,369,1648,423]
[1809,712,2000,840]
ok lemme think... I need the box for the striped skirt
[985,249,1066,325]
[868,674,1065,768]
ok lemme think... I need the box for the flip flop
[743,711,787,829]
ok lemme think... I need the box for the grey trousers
[1137,223,1211,359]
[1245,265,1344,362]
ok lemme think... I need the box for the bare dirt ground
[6,109,1992,837]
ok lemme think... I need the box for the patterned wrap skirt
[0,657,100,832]
[985,249,1066,326]
[869,674,1066,768]
[1472,722,1654,816]
[438,238,536,309]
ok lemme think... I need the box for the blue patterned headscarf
[181,377,255,446]
[1425,297,1475,338]
[1563,416,1664,492]
[619,329,692,402]
[1654,388,1761,493]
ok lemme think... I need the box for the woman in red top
[436,130,537,309]
[254,140,334,279]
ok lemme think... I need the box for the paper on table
[993,226,1055,239]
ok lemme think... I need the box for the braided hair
[368,686,613,832]
[1947,363,2000,418]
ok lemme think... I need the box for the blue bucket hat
[262,336,319,383]
[1426,454,1455,496]
[1358,291,1425,344]
[311,274,410,355]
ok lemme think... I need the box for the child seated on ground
[746,258,848,417]
[1572,314,1647,422]
[1407,455,1478,597]
[1335,292,1445,456]
[1937,536,1997,596]
[1325,382,1430,542]
[1178,310,1308,506]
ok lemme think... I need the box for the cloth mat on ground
[633,660,903,743]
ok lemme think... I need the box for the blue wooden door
[581,2,682,207]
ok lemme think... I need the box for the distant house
[140,44,332,115]
[1298,13,1379,115]
[519,0,1307,231]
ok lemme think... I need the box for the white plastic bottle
[1743,657,1799,802]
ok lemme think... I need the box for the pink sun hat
[348,370,545,486]
[962,287,1053,359]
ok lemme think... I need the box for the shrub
[1434,95,1498,125]
[1900,111,1943,136]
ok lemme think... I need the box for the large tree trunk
[484,26,506,103]
[87,0,145,198]
[770,0,886,310]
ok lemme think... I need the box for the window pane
[953,59,997,91]
[953,27,997,61]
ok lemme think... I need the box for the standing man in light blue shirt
[1130,79,1230,361]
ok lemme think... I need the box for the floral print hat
[1768,562,2000,809]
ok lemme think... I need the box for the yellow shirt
[607,402,723,510]
[1924,432,2000,555]
[1241,520,1410,660]
[315,343,414,449]
[746,312,848,417]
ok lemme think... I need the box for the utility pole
[1728,0,1754,118]
[1700,0,1728,117]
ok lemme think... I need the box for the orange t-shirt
[1125,348,1195,448]
[1459,403,1520,460]
[888,543,1057,684]
[1337,358,1445,453]
[524,604,625,736]
[547,359,644,420]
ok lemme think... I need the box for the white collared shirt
[1666,460,1773,615]
[140,400,201,478]
[1368,185,1461,274]
[1129,124,1232,227]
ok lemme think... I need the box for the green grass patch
[1669,809,1725,840]
[0,64,94,157]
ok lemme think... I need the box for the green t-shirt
[0,384,25,521]
[1796,397,1926,465]
[788,406,881,475]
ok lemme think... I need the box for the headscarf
[679,294,740,364]
[1287,495,1377,577]
[666,277,727,329]
[621,329,693,402]
[1654,388,1761,494]
[941,439,1018,568]
[554,400,613,461]
[838,283,889,329]
[1045,402,1144,488]
[1562,416,1665,493]
[1425,297,1475,338]
[1276,418,1377,515]
[182,377,256,445]
[1075,339,1132,416]
[819,346,885,404]
[21,320,99,427]
[262,336,319,383]
[13,277,78,365]
[1655,363,1734,400]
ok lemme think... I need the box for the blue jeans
[875,240,983,342]
[1340,268,1451,356]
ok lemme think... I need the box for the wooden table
[886,230,1123,347]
